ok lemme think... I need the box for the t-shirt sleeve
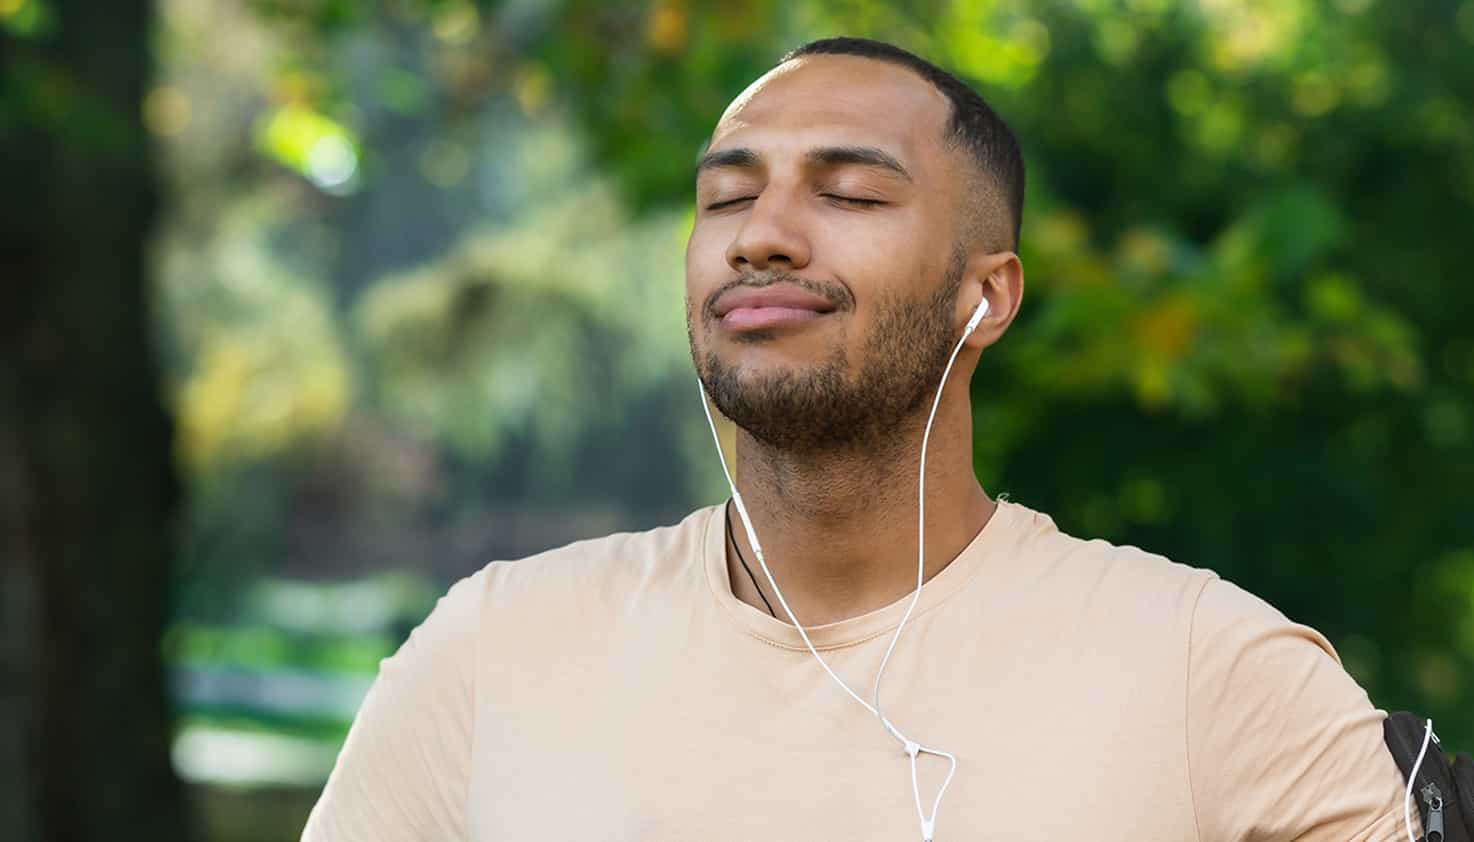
[1185,576,1413,842]
[301,569,485,842]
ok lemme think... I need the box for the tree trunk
[0,0,191,839]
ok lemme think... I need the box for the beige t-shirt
[302,500,1413,841]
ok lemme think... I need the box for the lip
[712,284,838,332]
[721,306,828,331]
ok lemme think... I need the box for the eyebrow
[695,147,760,175]
[807,146,912,181]
[694,145,913,182]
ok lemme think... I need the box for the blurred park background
[4,0,1473,838]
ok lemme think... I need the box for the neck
[725,392,994,626]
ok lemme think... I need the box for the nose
[724,192,812,273]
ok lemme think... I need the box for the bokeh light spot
[1345,57,1390,107]
[1291,71,1341,116]
[1307,274,1362,322]
[1010,18,1052,61]
[1201,0,1308,73]
[1118,227,1173,275]
[1415,651,1461,704]
[145,85,192,137]
[646,3,687,54]
[257,104,361,192]
[0,0,49,35]
[431,1,479,45]
[1095,19,1140,65]
[306,135,358,190]
[1166,70,1211,115]
[514,64,552,114]
[1196,100,1245,152]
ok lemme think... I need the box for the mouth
[711,283,840,333]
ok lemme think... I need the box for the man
[303,37,1414,840]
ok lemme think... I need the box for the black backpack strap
[1384,711,1473,842]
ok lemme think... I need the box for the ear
[956,250,1024,350]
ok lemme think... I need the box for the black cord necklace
[726,502,778,618]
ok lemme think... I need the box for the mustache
[703,271,854,320]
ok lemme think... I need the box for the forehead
[708,55,952,170]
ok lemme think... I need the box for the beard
[691,248,966,453]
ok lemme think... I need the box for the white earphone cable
[698,391,877,716]
[873,323,970,712]
[695,298,986,842]
[1404,717,1436,842]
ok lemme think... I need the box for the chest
[464,622,1196,841]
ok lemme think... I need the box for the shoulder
[1000,500,1355,693]
[457,504,720,633]
[1002,501,1344,672]
[999,500,1219,625]
[1180,574,1397,839]
[1186,574,1351,699]
[480,504,717,587]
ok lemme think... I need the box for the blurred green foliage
[131,0,1474,798]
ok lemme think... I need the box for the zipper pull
[1420,782,1445,842]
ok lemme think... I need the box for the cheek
[813,211,937,296]
[685,227,731,306]
[687,212,730,252]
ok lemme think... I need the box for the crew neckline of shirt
[702,497,1025,651]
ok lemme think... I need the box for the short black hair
[780,37,1025,252]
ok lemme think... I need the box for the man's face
[686,55,969,451]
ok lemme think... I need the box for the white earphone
[698,294,989,842]
[964,296,990,334]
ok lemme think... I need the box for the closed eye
[705,196,756,211]
[821,194,886,208]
